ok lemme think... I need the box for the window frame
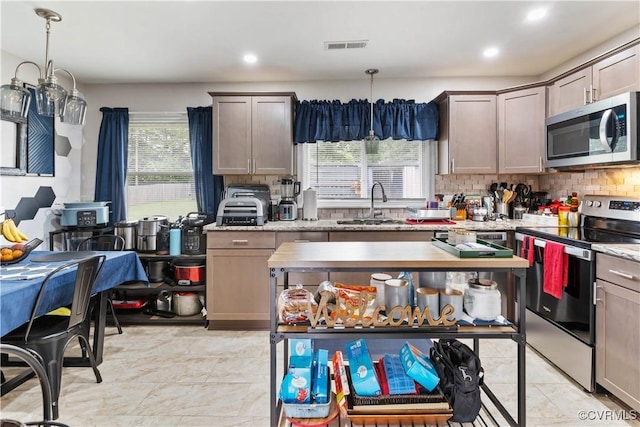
[296,139,437,209]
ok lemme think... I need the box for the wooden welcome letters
[309,290,457,328]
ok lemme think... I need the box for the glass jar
[463,279,501,321]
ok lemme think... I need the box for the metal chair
[76,235,125,334]
[1,255,106,420]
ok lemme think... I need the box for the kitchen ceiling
[1,1,639,85]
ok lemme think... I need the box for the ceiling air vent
[325,40,368,50]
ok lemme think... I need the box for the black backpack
[430,339,484,422]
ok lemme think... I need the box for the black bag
[430,339,484,422]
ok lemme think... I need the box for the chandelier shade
[0,8,86,125]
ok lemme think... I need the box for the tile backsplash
[223,167,639,219]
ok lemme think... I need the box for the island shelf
[268,241,529,426]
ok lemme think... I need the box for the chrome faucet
[369,181,388,218]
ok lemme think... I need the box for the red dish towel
[520,236,535,267]
[543,241,568,299]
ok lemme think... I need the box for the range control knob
[585,200,593,207]
[593,201,602,208]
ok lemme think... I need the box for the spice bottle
[570,192,579,212]
[558,206,570,227]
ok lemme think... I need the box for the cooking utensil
[172,292,203,316]
[172,260,205,285]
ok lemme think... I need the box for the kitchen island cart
[268,241,529,426]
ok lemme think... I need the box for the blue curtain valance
[294,98,438,143]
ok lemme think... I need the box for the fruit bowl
[0,238,43,265]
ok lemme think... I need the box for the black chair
[76,235,125,334]
[1,255,106,420]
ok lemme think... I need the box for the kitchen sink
[336,217,405,225]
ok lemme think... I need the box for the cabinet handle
[253,159,256,174]
[451,158,455,174]
[584,87,589,105]
[232,239,249,245]
[293,240,310,243]
[539,156,543,172]
[247,159,251,173]
[591,85,597,103]
[608,269,635,280]
[595,298,604,303]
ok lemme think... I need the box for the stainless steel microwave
[545,91,639,169]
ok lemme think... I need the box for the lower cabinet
[206,231,275,330]
[595,253,640,412]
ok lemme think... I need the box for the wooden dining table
[0,250,148,394]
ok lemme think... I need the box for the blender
[278,178,300,220]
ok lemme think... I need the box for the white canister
[416,287,439,317]
[439,288,463,321]
[464,279,502,321]
[370,273,392,308]
[302,187,318,220]
[384,279,409,320]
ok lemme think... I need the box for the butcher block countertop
[205,218,540,232]
[268,241,530,270]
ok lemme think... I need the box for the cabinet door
[548,67,592,117]
[206,248,273,329]
[276,232,329,291]
[592,44,640,102]
[596,279,640,411]
[447,95,497,174]
[212,96,252,174]
[498,86,546,173]
[252,96,293,175]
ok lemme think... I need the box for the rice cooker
[172,259,206,285]
[60,202,110,228]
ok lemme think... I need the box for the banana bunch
[2,218,28,243]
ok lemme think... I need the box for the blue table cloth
[0,250,148,336]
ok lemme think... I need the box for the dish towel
[543,241,568,299]
[520,236,535,267]
[381,354,417,395]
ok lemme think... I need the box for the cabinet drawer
[276,231,328,247]
[207,231,275,249]
[597,253,640,293]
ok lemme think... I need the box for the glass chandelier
[0,8,86,125]
[364,68,380,155]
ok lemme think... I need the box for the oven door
[515,232,595,345]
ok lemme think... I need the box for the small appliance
[60,202,110,228]
[172,259,206,285]
[279,178,300,221]
[136,215,168,252]
[114,220,137,250]
[217,184,271,226]
[181,212,215,255]
[545,91,639,169]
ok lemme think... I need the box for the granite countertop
[591,244,640,262]
[204,218,543,232]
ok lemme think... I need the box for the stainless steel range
[515,195,640,391]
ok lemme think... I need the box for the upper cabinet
[548,44,640,117]
[498,86,546,174]
[437,93,497,174]
[210,92,296,175]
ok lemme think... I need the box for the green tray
[432,237,513,258]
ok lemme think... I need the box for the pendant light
[364,68,380,154]
[0,8,86,125]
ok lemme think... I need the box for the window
[299,139,436,206]
[126,113,196,220]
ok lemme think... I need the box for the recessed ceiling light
[483,47,499,58]
[526,8,547,22]
[243,53,258,64]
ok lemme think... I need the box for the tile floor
[1,324,638,427]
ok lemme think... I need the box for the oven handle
[515,232,593,261]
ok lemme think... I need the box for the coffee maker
[278,178,300,221]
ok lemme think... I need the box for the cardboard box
[313,349,329,404]
[287,355,312,403]
[345,339,381,396]
[399,341,440,392]
[290,339,313,357]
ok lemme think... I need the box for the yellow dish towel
[47,307,71,316]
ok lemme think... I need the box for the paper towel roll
[302,187,318,220]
